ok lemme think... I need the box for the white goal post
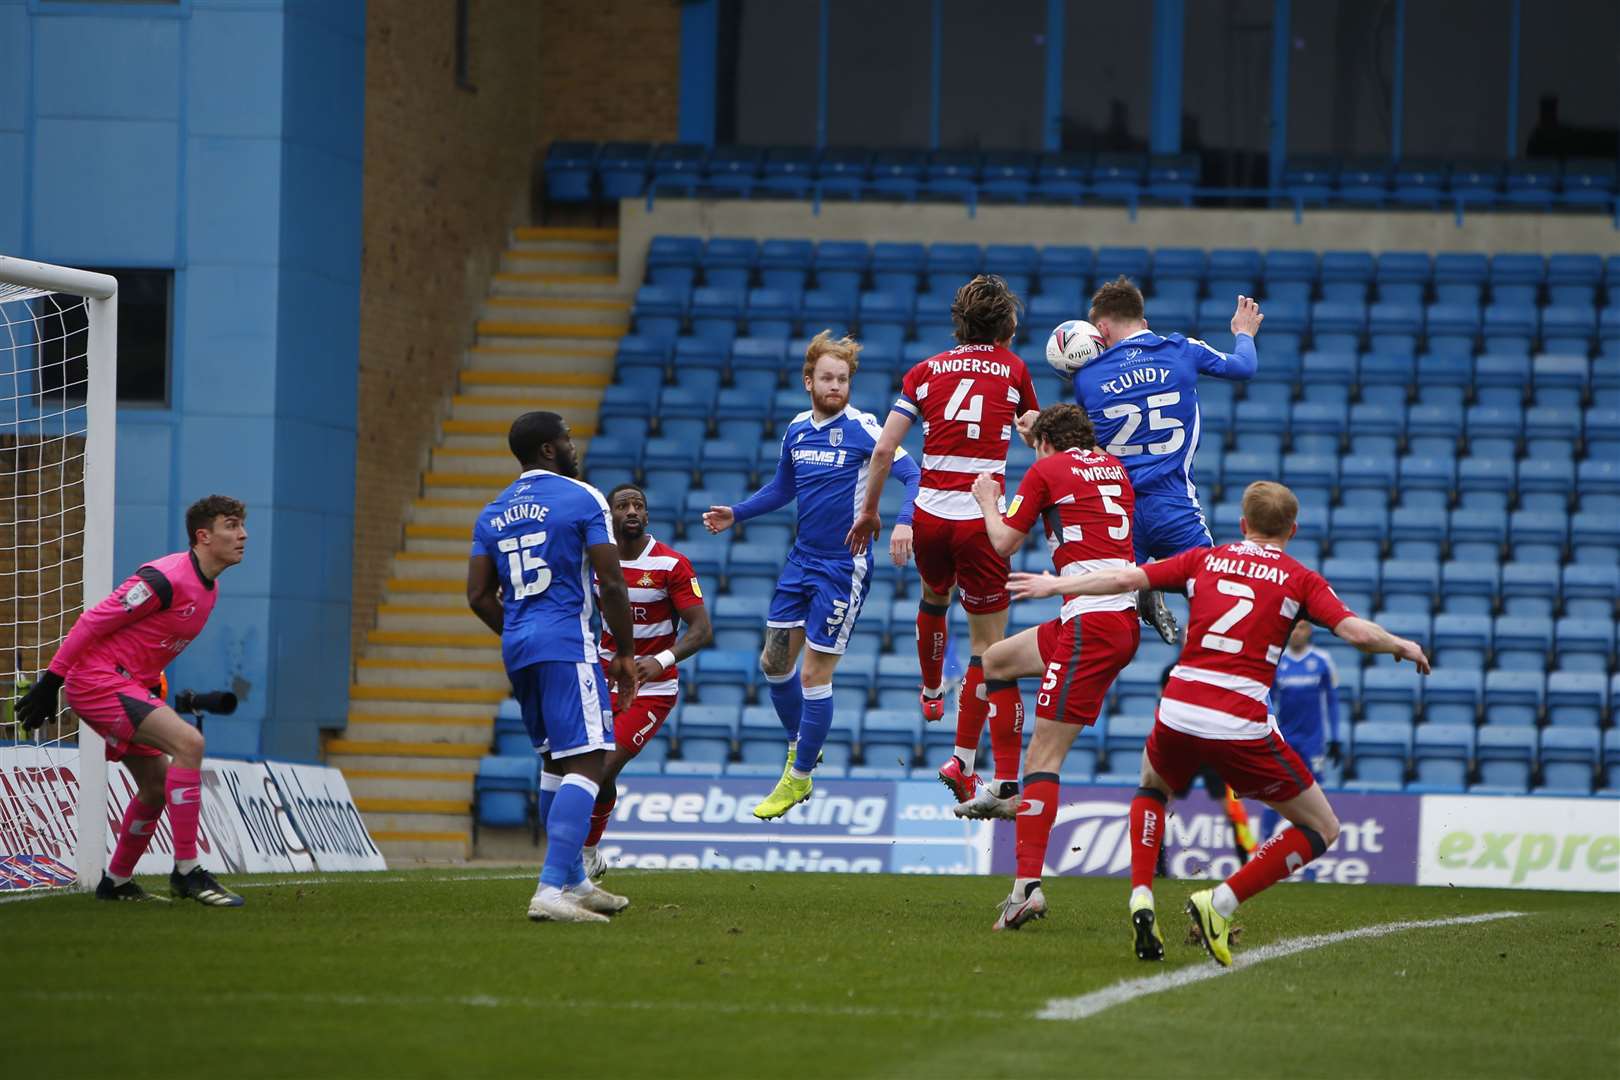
[0,255,117,891]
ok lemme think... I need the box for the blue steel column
[1043,0,1065,151]
[1149,0,1185,155]
[677,0,718,147]
[1269,0,1290,190]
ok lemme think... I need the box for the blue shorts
[508,660,614,758]
[765,547,873,655]
[1132,492,1214,562]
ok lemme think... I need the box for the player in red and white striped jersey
[1011,480,1428,964]
[964,404,1144,930]
[848,275,1040,806]
[584,483,712,878]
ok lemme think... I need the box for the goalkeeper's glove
[15,671,64,732]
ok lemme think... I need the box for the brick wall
[353,0,679,655]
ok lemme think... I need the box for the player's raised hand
[1230,295,1264,337]
[845,509,881,556]
[889,522,913,567]
[13,670,62,732]
[1008,571,1062,600]
[1393,638,1432,675]
[1015,409,1039,447]
[702,505,735,534]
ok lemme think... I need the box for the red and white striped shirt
[1142,541,1355,740]
[594,536,704,698]
[893,343,1039,520]
[1003,447,1138,620]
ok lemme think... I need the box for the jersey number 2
[498,531,552,600]
[1201,579,1254,653]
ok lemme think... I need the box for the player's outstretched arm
[590,542,641,703]
[1008,565,1149,600]
[465,554,504,636]
[888,451,921,566]
[714,437,796,535]
[1330,615,1431,674]
[971,471,1026,558]
[847,410,912,555]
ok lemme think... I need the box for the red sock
[1015,773,1059,878]
[165,766,203,862]
[108,794,164,879]
[585,789,616,847]
[916,602,948,692]
[953,656,987,760]
[1226,826,1324,902]
[1129,788,1169,889]
[986,679,1024,782]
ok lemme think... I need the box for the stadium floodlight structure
[0,255,116,892]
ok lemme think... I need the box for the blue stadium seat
[701,237,758,288]
[1562,564,1618,618]
[1492,614,1552,671]
[544,141,598,204]
[1557,618,1615,672]
[1562,160,1616,209]
[649,143,707,197]
[1473,725,1535,793]
[1311,301,1366,350]
[1503,160,1559,209]
[475,755,538,835]
[1388,161,1447,208]
[1031,153,1089,204]
[1361,667,1422,724]
[983,243,1038,293]
[1350,721,1411,787]
[922,152,980,203]
[813,239,870,294]
[1495,561,1554,618]
[1411,724,1473,792]
[730,335,789,374]
[1538,728,1599,795]
[1424,302,1481,354]
[924,242,982,294]
[1440,563,1498,615]
[1432,252,1487,300]
[1541,306,1598,354]
[1546,253,1603,305]
[800,289,857,337]
[980,153,1037,204]
[597,141,652,199]
[1545,672,1606,729]
[860,709,922,763]
[867,151,925,201]
[746,288,801,338]
[757,149,815,199]
[758,239,814,291]
[1422,669,1484,726]
[1605,729,1620,794]
[1484,671,1544,726]
[1375,251,1431,298]
[814,149,870,200]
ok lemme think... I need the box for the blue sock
[537,771,562,887]
[793,684,834,775]
[540,775,599,888]
[766,669,803,739]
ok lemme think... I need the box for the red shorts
[608,692,676,753]
[1035,609,1140,727]
[63,673,166,763]
[912,509,1009,614]
[1145,719,1315,803]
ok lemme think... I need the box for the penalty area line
[1038,910,1529,1022]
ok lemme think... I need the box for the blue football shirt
[471,469,613,671]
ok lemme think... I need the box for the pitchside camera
[175,689,237,716]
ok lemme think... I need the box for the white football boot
[582,845,609,881]
[568,880,630,915]
[527,886,610,924]
[993,883,1048,930]
[952,781,1021,820]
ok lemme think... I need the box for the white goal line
[1037,910,1529,1021]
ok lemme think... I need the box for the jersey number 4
[943,379,985,439]
[497,531,552,600]
[1103,391,1185,457]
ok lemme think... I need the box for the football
[1045,319,1105,375]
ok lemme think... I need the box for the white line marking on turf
[1038,910,1527,1021]
[0,871,541,903]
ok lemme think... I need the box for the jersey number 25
[1103,391,1185,457]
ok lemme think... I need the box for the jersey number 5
[497,531,552,600]
[1201,578,1254,654]
[1103,391,1185,457]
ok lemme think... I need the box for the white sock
[1014,876,1041,900]
[567,879,596,896]
[789,767,811,781]
[954,748,977,776]
[109,872,132,887]
[1212,882,1239,919]
[922,686,943,699]
[175,858,198,875]
[536,884,564,904]
[1131,885,1154,909]
[582,844,596,859]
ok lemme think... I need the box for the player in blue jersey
[1068,277,1265,644]
[703,332,921,819]
[1264,620,1342,850]
[467,411,641,924]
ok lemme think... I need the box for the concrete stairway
[330,226,625,863]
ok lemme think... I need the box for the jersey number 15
[497,532,552,599]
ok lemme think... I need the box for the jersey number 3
[1103,391,1185,457]
[498,531,552,599]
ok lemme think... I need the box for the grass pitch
[5,868,1616,1079]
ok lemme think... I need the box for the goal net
[0,257,116,892]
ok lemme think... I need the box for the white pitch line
[0,870,541,904]
[1038,910,1528,1021]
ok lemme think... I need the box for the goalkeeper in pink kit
[14,495,249,905]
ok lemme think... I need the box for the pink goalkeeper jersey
[48,550,220,687]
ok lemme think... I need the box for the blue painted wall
[0,0,364,761]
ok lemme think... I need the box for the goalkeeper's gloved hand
[1327,740,1343,765]
[15,671,64,732]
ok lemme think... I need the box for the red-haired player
[1011,480,1428,963]
[584,483,712,879]
[848,275,1039,808]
